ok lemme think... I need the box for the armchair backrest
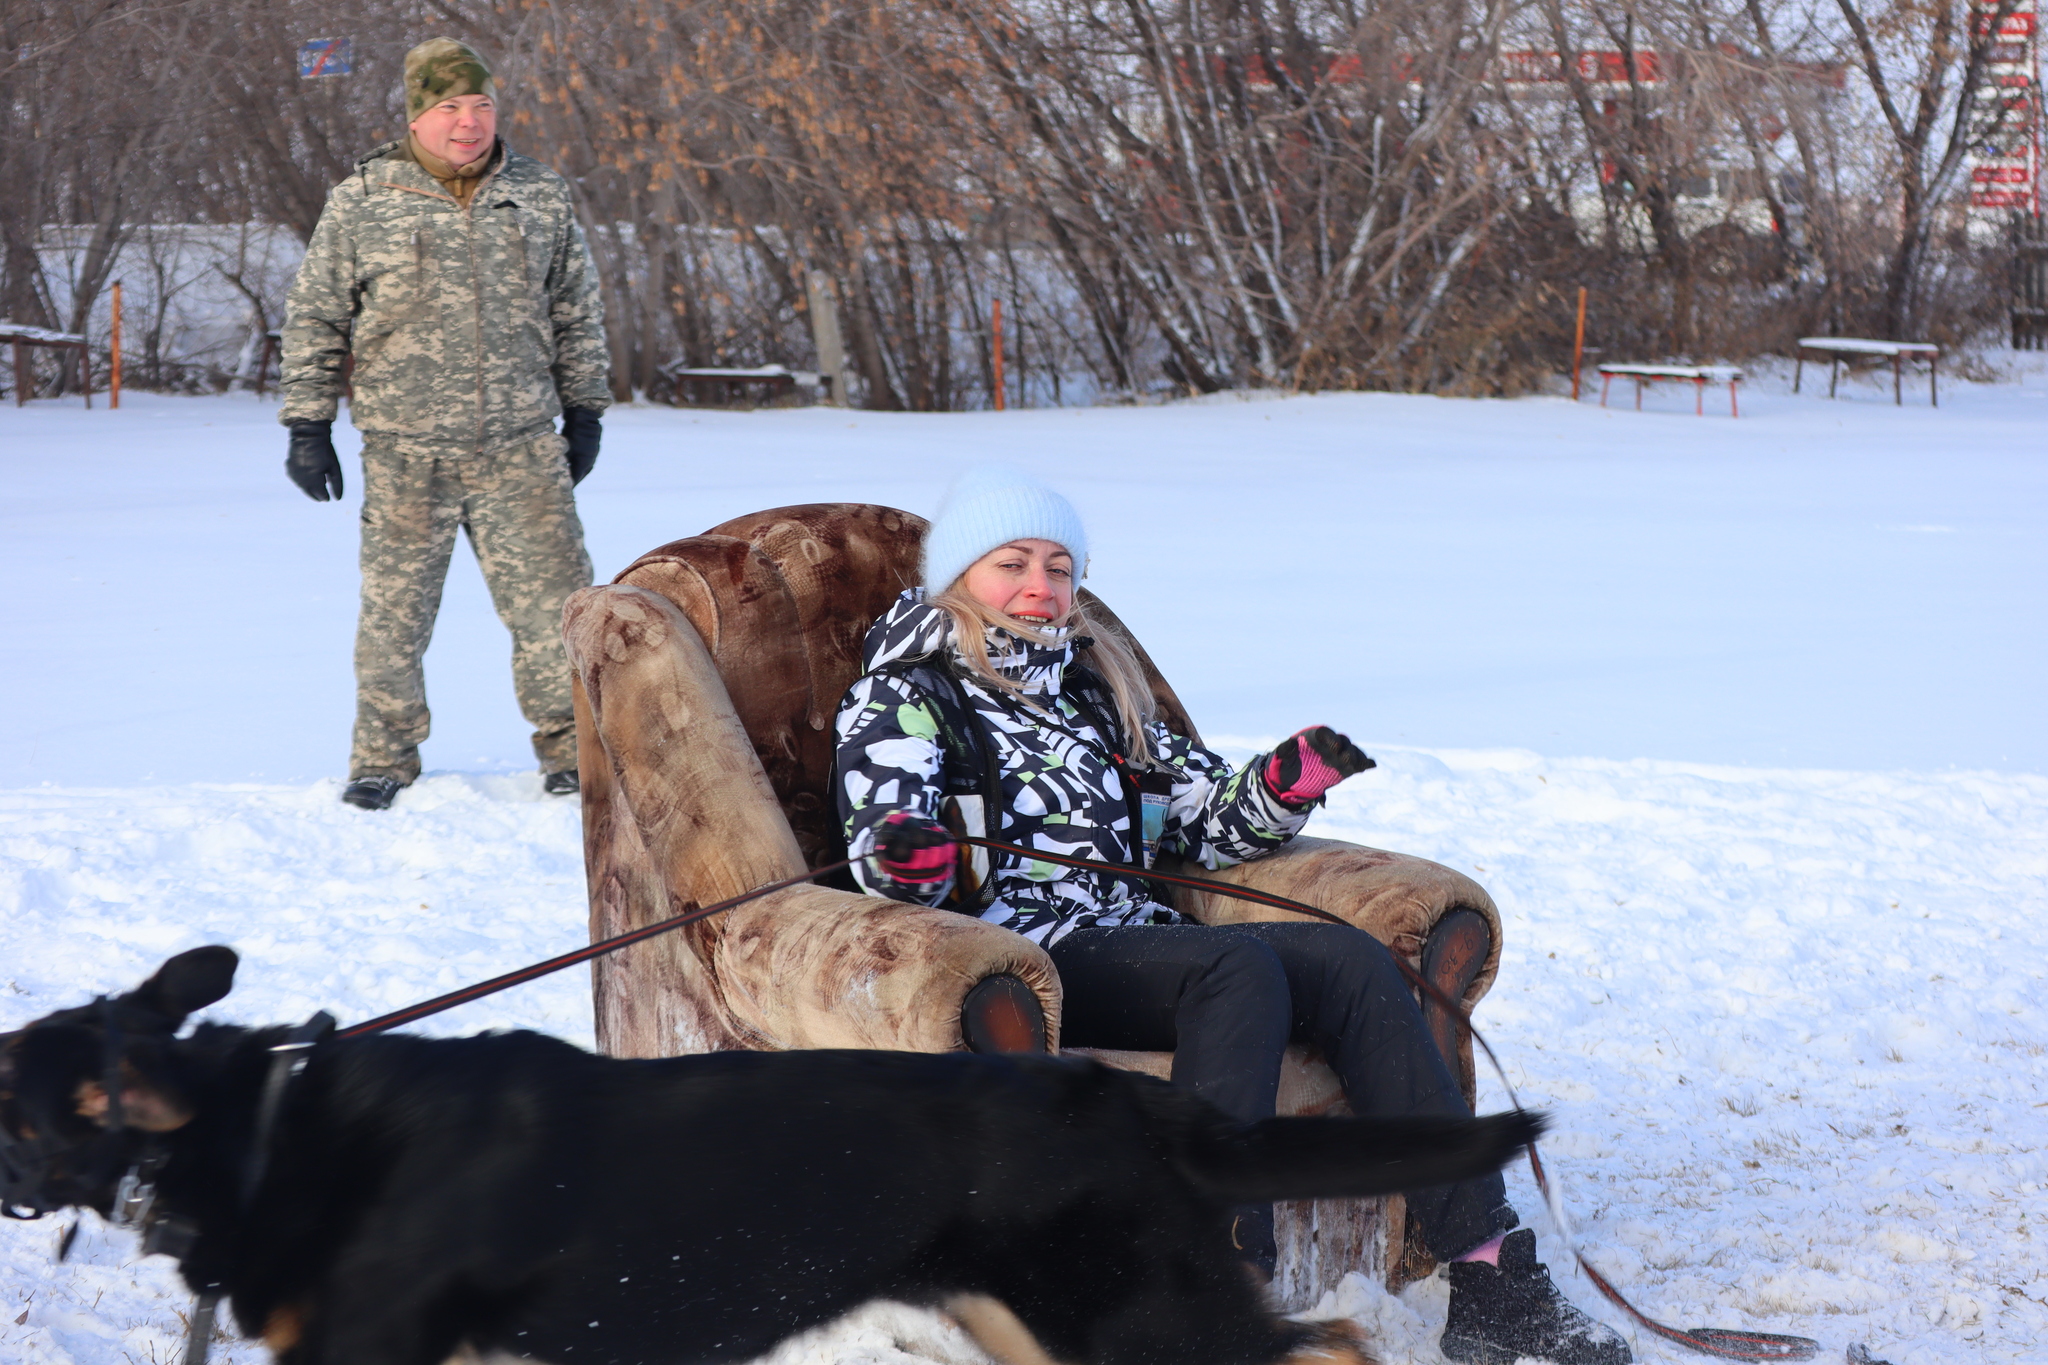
[610,503,1199,872]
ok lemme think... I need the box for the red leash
[336,835,1817,1360]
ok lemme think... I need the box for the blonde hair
[929,585,1161,768]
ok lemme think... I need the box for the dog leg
[439,1346,530,1365]
[1280,1319,1379,1365]
[943,1295,1069,1365]
[263,1304,307,1355]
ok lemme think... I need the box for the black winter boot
[1442,1229,1632,1365]
[542,769,580,796]
[341,775,408,811]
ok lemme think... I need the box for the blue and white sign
[298,37,353,78]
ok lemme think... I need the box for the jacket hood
[356,138,407,168]
[861,590,1076,695]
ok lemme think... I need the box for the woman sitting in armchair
[834,467,1628,1365]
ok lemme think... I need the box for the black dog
[0,947,1541,1365]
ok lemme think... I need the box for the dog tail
[1179,1110,1546,1204]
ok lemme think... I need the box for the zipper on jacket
[464,154,506,455]
[467,194,484,452]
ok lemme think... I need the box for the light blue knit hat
[922,466,1089,591]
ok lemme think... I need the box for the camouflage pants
[350,433,594,783]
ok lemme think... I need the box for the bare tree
[3,0,2022,404]
[1836,0,2022,335]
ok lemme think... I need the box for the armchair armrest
[1158,836,1502,1009]
[713,885,1062,1052]
[565,584,810,905]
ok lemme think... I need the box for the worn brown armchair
[565,503,1504,1309]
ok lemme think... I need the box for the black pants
[1049,921,1515,1273]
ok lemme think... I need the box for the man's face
[410,94,496,168]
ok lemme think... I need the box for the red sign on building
[1967,0,2042,217]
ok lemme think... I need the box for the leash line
[322,833,1813,1361]
[335,858,858,1040]
[955,836,1817,1363]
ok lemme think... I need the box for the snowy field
[1,362,2045,1365]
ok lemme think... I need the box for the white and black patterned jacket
[834,591,1314,947]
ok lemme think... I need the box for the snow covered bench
[562,503,1505,1307]
[0,322,92,408]
[1597,362,1744,417]
[1793,337,1940,407]
[663,363,801,406]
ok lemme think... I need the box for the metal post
[111,281,123,410]
[1571,287,1587,401]
[804,270,853,407]
[1930,354,1938,408]
[1893,354,1902,406]
[11,340,23,407]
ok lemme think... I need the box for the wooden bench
[1793,338,1939,407]
[665,364,799,407]
[1597,363,1743,417]
[1,323,92,408]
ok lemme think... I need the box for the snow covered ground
[6,360,2046,783]
[1,362,2044,1364]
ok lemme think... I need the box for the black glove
[1262,726,1375,806]
[285,421,343,502]
[561,407,602,485]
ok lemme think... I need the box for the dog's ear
[125,947,238,1028]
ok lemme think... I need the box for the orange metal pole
[1571,286,1587,401]
[992,297,1005,411]
[110,280,122,409]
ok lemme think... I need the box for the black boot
[542,769,580,796]
[1442,1229,1632,1365]
[341,775,408,811]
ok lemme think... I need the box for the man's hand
[873,811,956,886]
[561,407,601,485]
[285,421,344,502]
[1263,726,1374,807]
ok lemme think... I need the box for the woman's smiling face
[959,539,1075,626]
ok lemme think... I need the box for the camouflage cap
[403,38,497,121]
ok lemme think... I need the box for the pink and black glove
[873,811,956,887]
[1262,727,1375,807]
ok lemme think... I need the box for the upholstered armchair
[565,503,1504,1308]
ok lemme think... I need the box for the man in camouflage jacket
[278,38,611,809]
